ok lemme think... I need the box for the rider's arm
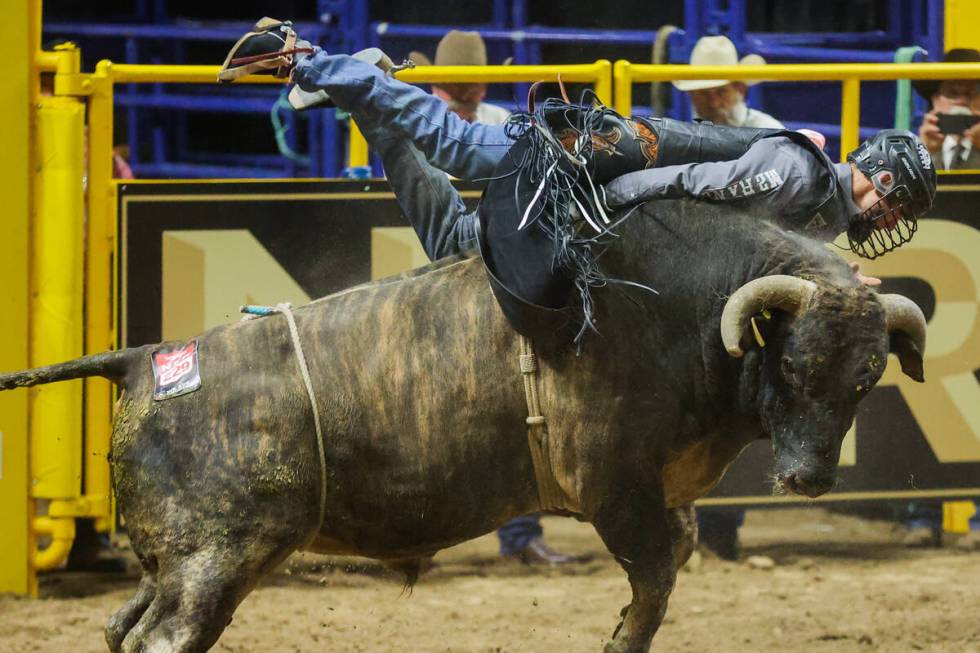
[603,138,804,209]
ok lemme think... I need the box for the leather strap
[519,335,566,511]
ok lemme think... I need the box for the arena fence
[4,29,980,596]
[613,60,980,159]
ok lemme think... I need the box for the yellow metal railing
[614,61,980,161]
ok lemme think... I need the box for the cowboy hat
[912,48,980,100]
[408,30,512,68]
[672,35,766,92]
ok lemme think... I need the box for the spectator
[408,30,511,126]
[913,48,980,170]
[673,35,783,129]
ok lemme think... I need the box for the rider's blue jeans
[293,52,516,259]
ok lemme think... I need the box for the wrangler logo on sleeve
[703,169,784,201]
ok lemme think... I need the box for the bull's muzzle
[777,468,836,498]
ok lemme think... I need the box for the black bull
[0,199,926,653]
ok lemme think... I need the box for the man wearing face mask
[914,48,980,171]
[674,35,784,130]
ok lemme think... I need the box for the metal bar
[84,62,116,532]
[752,44,899,63]
[593,60,613,107]
[840,77,862,162]
[393,62,613,84]
[931,0,944,55]
[132,161,290,178]
[180,151,299,166]
[727,0,746,45]
[125,37,139,172]
[617,62,980,82]
[43,21,327,41]
[613,59,633,117]
[779,121,879,140]
[104,63,285,84]
[349,120,369,169]
[115,93,278,113]
[373,23,660,45]
[492,0,508,27]
[31,97,86,510]
[0,0,34,598]
[743,31,892,46]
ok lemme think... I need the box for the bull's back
[293,258,543,555]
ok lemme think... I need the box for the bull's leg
[106,574,156,652]
[117,538,295,653]
[591,480,676,653]
[667,504,697,568]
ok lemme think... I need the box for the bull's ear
[889,331,924,382]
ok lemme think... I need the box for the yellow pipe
[30,96,85,502]
[840,77,862,161]
[349,120,369,169]
[593,60,613,107]
[620,62,980,83]
[394,62,610,84]
[84,62,116,526]
[2,0,35,598]
[33,517,75,572]
[945,0,980,51]
[34,51,58,72]
[108,62,285,84]
[28,0,41,60]
[613,60,633,117]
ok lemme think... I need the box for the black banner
[118,176,980,505]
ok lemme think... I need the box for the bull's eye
[781,355,802,390]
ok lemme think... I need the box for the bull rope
[519,335,566,511]
[241,303,327,533]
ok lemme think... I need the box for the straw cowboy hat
[911,48,980,100]
[409,30,512,67]
[672,35,767,91]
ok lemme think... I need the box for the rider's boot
[218,17,400,112]
[217,17,312,82]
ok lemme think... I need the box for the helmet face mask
[846,130,937,259]
[847,185,918,259]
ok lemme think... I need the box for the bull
[0,199,926,652]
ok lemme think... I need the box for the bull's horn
[877,293,927,353]
[720,275,817,357]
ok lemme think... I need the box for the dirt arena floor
[1,508,978,653]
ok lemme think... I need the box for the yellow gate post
[31,80,87,572]
[0,0,36,596]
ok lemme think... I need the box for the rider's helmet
[845,130,937,259]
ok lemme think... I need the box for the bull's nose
[781,472,834,498]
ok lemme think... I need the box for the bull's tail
[0,348,145,391]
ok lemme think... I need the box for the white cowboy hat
[672,35,767,91]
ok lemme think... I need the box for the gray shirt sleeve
[603,138,808,213]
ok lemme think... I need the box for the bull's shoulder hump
[307,254,481,307]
